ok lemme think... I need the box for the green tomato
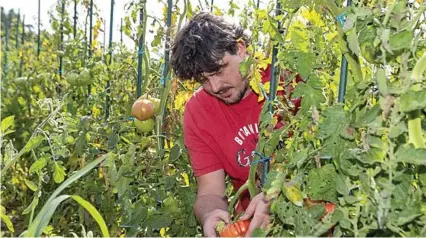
[79,68,93,85]
[150,97,161,115]
[14,77,28,86]
[66,72,80,86]
[134,118,155,133]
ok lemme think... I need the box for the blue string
[57,69,62,74]
[336,12,347,26]
[160,64,166,86]
[129,116,135,121]
[250,151,271,165]
[138,48,144,56]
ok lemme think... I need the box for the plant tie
[250,151,271,165]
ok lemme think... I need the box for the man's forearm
[194,193,228,225]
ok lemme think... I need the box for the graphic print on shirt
[235,123,259,167]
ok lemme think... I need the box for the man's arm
[194,169,231,236]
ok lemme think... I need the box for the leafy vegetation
[1,0,425,237]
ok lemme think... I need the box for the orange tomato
[131,99,154,121]
[220,220,250,237]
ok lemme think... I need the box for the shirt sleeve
[183,101,223,177]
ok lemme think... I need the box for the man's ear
[236,40,247,57]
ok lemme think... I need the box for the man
[170,12,300,237]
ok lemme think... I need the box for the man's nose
[208,76,223,94]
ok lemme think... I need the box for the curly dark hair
[170,12,250,82]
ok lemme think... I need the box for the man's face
[201,44,251,105]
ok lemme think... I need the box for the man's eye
[199,77,208,84]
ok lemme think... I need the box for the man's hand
[239,192,270,237]
[202,209,231,237]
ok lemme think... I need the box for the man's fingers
[244,213,269,237]
[240,201,256,220]
[203,209,232,237]
[215,209,232,224]
[203,226,217,237]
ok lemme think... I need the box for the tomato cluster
[131,96,161,133]
[66,68,94,86]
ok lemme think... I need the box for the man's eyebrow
[206,62,229,77]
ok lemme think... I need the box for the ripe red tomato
[138,95,161,116]
[324,202,335,215]
[132,99,154,121]
[219,220,250,237]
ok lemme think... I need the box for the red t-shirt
[183,65,302,211]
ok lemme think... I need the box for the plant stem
[408,111,425,148]
[322,0,364,82]
[228,183,249,214]
[408,52,426,149]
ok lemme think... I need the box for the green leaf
[282,183,304,207]
[107,133,119,149]
[1,206,15,233]
[336,174,350,195]
[239,56,254,78]
[389,30,413,51]
[22,195,71,237]
[354,104,381,127]
[296,53,315,79]
[169,144,181,162]
[318,105,347,139]
[389,122,407,138]
[125,199,148,228]
[399,90,426,112]
[292,75,325,115]
[339,218,352,230]
[53,163,67,183]
[306,204,325,220]
[165,176,176,190]
[306,164,338,203]
[24,179,38,192]
[29,158,47,174]
[25,154,110,237]
[71,195,110,237]
[22,197,39,215]
[342,14,356,32]
[23,135,44,153]
[376,69,388,96]
[340,126,356,140]
[354,7,372,19]
[252,228,266,237]
[288,148,308,169]
[357,147,385,165]
[395,146,426,165]
[347,29,360,56]
[144,214,173,230]
[1,115,15,133]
